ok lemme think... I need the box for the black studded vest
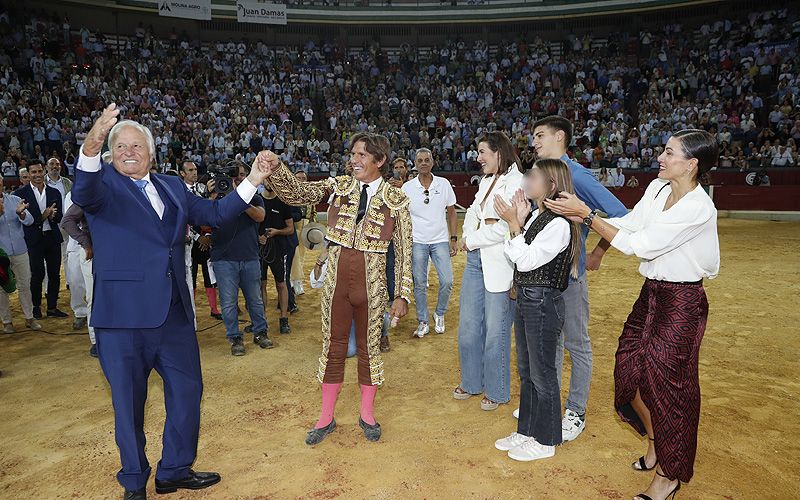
[513,209,573,292]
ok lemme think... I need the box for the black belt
[648,278,703,286]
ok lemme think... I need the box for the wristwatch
[450,236,458,242]
[583,209,597,229]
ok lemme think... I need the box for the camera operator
[259,182,294,335]
[387,157,410,188]
[207,160,273,356]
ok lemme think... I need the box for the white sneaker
[494,432,530,451]
[3,322,14,333]
[25,318,42,331]
[412,322,429,338]
[433,313,445,334]
[512,408,519,419]
[561,409,586,442]
[508,439,555,462]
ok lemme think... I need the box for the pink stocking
[315,383,342,429]
[360,384,378,425]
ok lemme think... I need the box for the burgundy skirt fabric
[614,278,708,483]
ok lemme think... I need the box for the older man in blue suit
[72,104,272,500]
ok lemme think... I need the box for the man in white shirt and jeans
[402,148,458,337]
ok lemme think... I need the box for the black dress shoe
[47,308,69,318]
[89,344,98,358]
[305,419,336,445]
[210,312,222,320]
[123,488,146,500]
[32,307,42,319]
[359,418,382,442]
[154,470,221,494]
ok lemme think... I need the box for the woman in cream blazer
[455,132,524,410]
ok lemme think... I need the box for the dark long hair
[672,129,718,185]
[476,131,520,177]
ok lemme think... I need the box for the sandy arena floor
[0,218,798,499]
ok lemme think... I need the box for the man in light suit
[72,104,272,500]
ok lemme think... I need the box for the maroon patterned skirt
[614,278,708,483]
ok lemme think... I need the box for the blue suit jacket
[72,162,248,329]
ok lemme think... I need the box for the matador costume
[268,162,413,386]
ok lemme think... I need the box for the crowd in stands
[0,3,798,182]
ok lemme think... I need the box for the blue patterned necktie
[134,179,149,199]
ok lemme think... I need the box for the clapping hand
[42,203,57,220]
[15,200,29,216]
[511,188,532,226]
[493,194,518,226]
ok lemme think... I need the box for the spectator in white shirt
[1,156,16,177]
[771,146,794,166]
[402,148,458,338]
[612,167,626,188]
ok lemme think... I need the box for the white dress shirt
[504,209,571,273]
[31,183,52,231]
[358,176,383,209]
[77,149,258,220]
[134,172,166,219]
[46,175,67,204]
[606,179,719,282]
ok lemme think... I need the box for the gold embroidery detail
[317,245,340,383]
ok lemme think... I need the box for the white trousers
[67,247,95,342]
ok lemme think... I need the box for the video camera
[207,161,240,198]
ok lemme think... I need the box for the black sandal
[635,470,681,500]
[632,437,657,471]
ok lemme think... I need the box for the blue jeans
[555,274,592,415]
[412,241,454,323]
[212,260,267,340]
[347,313,390,357]
[515,286,564,446]
[457,250,514,403]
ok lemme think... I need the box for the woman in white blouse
[546,129,720,500]
[454,132,523,411]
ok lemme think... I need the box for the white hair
[108,120,156,163]
[416,147,433,156]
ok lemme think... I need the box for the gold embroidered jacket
[268,162,413,303]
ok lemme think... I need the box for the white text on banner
[236,1,288,25]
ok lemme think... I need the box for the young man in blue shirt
[521,115,628,441]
